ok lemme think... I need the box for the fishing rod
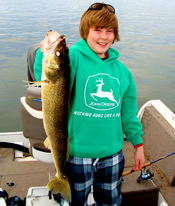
[122,151,175,177]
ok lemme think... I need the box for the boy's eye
[107,29,113,32]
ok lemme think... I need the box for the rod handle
[144,162,151,167]
[122,170,134,177]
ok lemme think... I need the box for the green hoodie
[68,39,143,158]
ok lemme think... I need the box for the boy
[65,2,145,206]
[39,2,145,206]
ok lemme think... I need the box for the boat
[0,44,174,205]
[1,99,174,206]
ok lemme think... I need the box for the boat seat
[20,43,48,155]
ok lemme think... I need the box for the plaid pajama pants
[65,150,125,206]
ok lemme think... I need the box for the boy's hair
[79,6,120,42]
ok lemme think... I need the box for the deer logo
[90,78,119,106]
[84,73,120,110]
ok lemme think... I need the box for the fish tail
[47,175,71,203]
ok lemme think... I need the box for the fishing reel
[137,167,154,183]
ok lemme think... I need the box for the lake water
[0,0,175,132]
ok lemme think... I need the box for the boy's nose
[101,31,107,39]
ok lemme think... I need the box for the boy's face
[86,27,115,58]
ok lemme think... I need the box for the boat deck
[0,147,55,199]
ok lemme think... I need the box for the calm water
[0,0,175,132]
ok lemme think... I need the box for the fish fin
[47,175,71,203]
[44,137,51,150]
[22,80,49,87]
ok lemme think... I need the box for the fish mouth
[43,34,66,68]
[45,35,66,51]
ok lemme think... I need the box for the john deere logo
[84,73,120,110]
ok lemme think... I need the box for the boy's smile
[86,27,115,58]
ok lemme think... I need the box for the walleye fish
[42,33,71,202]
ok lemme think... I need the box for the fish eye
[55,50,61,57]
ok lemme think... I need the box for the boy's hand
[132,145,145,171]
[40,39,45,53]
